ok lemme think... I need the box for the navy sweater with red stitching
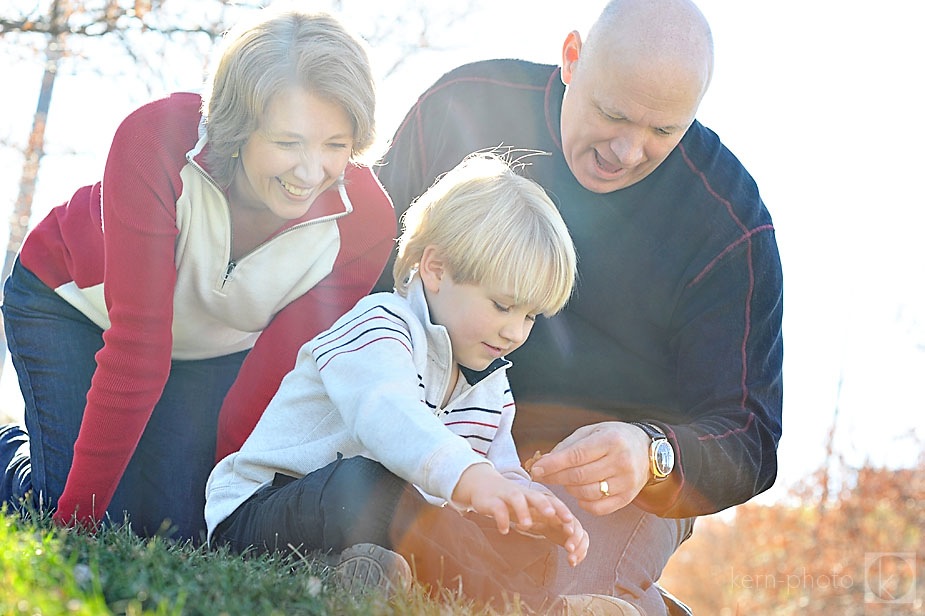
[376,60,784,518]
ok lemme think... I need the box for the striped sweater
[204,276,530,539]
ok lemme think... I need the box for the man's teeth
[595,152,619,174]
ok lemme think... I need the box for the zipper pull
[222,261,236,287]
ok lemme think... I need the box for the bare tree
[1,0,247,280]
[0,0,245,380]
[0,0,477,385]
[4,0,72,287]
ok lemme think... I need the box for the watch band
[628,420,665,441]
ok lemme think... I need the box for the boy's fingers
[498,492,534,533]
[524,491,557,518]
[576,529,590,562]
[550,498,575,522]
[509,494,533,529]
[491,502,511,534]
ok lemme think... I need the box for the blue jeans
[0,260,248,542]
[549,485,694,616]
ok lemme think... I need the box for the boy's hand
[451,463,589,566]
[519,502,589,567]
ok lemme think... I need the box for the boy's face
[425,274,538,372]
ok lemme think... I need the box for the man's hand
[528,421,650,515]
[452,462,589,565]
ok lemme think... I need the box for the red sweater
[19,92,395,526]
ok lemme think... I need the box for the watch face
[653,440,675,477]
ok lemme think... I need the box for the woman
[0,7,395,542]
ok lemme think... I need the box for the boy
[206,154,628,613]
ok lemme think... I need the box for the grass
[0,508,521,616]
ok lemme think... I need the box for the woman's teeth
[278,178,311,197]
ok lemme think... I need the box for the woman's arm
[54,95,198,527]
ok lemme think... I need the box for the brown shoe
[334,543,412,596]
[560,594,643,615]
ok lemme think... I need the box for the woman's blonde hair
[201,7,376,186]
[394,152,577,316]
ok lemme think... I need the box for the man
[376,1,783,614]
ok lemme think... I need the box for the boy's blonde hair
[393,153,577,316]
[202,7,376,186]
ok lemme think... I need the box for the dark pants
[0,260,248,542]
[213,456,559,610]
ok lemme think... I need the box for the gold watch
[629,421,675,485]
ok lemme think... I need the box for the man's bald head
[558,0,715,193]
[585,0,714,103]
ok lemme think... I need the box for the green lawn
[0,509,513,615]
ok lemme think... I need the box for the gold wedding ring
[599,480,610,497]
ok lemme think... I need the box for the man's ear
[418,245,446,293]
[561,30,582,85]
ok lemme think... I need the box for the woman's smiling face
[232,87,354,220]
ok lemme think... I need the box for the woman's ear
[418,245,446,293]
